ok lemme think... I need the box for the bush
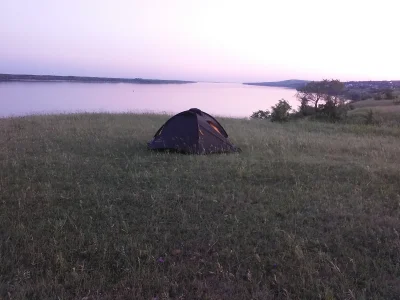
[364,109,380,125]
[347,91,362,101]
[298,96,316,116]
[360,93,371,100]
[385,90,395,100]
[252,96,350,123]
[299,104,316,116]
[251,109,270,119]
[270,99,292,122]
[313,99,349,122]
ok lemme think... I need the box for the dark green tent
[148,108,240,154]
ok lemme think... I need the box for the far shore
[0,74,196,85]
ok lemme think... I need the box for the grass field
[348,100,400,127]
[351,99,398,108]
[1,113,400,299]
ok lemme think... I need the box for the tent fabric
[147,108,240,154]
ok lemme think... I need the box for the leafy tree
[318,97,349,121]
[270,99,292,122]
[347,91,362,101]
[251,109,270,119]
[384,89,395,100]
[296,79,345,111]
[299,96,308,114]
[299,96,315,116]
[360,93,371,100]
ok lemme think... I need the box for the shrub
[360,93,371,100]
[314,99,349,122]
[364,109,380,125]
[270,99,292,122]
[385,90,395,100]
[251,109,270,119]
[299,104,316,116]
[298,97,316,116]
[347,91,362,101]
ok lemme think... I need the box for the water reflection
[0,82,298,118]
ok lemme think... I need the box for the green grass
[351,99,396,108]
[1,113,400,299]
[348,101,400,127]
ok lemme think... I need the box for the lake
[0,82,299,118]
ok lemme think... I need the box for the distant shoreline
[0,74,196,84]
[243,79,310,89]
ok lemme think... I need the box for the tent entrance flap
[208,121,223,135]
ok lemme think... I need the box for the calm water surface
[0,82,298,118]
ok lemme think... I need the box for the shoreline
[0,74,196,85]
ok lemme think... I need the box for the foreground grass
[1,113,400,299]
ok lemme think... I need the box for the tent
[147,108,240,154]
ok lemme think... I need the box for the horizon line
[1,72,399,84]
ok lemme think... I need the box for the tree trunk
[314,99,319,111]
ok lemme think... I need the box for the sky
[1,0,399,82]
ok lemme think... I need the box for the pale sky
[1,0,399,82]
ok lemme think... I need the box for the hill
[1,112,399,299]
[0,73,196,84]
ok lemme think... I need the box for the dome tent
[147,108,240,154]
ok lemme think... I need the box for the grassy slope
[351,99,397,108]
[348,100,400,127]
[1,113,400,299]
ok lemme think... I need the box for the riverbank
[0,74,196,84]
[1,113,399,299]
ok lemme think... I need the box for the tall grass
[347,102,400,127]
[1,113,400,299]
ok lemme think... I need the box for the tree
[270,99,292,122]
[299,96,315,116]
[296,79,345,112]
[347,91,362,101]
[251,109,270,119]
[319,97,348,121]
[384,89,395,100]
